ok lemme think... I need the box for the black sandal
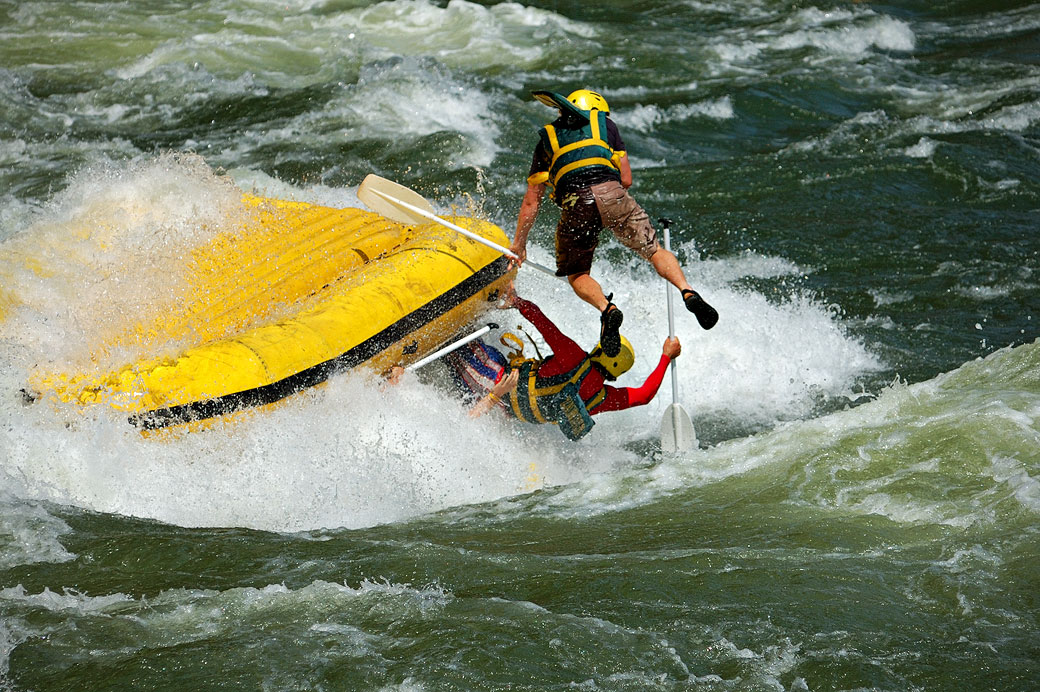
[682,289,719,330]
[599,293,624,357]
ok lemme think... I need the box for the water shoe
[599,294,624,357]
[682,289,718,330]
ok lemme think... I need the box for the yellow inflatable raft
[33,194,514,430]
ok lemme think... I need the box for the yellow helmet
[567,89,610,113]
[590,335,634,381]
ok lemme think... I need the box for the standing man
[510,89,718,357]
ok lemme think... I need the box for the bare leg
[649,247,692,293]
[571,271,624,355]
[567,272,610,311]
[649,247,718,329]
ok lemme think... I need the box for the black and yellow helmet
[532,89,609,120]
[567,89,609,113]
[590,335,634,381]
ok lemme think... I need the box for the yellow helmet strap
[500,332,525,361]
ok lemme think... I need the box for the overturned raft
[34,194,514,430]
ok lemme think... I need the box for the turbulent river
[1,1,1037,690]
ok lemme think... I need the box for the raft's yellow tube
[32,195,514,429]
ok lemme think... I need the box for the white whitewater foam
[614,98,735,133]
[0,163,883,532]
[515,240,880,430]
[522,342,1040,528]
[774,10,915,55]
[0,499,75,570]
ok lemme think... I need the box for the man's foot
[599,294,624,357]
[682,289,718,330]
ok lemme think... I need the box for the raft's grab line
[30,195,515,431]
[131,257,508,429]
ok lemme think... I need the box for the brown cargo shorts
[555,180,660,277]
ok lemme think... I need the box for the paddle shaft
[367,188,559,278]
[406,324,497,372]
[659,218,696,452]
[663,224,680,406]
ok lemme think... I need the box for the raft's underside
[133,255,510,430]
[34,194,515,430]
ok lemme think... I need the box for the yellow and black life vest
[506,355,607,441]
[538,109,621,200]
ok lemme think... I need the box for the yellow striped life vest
[537,109,621,200]
[506,356,607,440]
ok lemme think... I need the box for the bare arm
[510,181,545,267]
[617,155,633,189]
[469,369,520,418]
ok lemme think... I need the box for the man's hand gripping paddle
[357,174,559,278]
[659,218,697,453]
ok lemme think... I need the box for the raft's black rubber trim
[130,255,509,430]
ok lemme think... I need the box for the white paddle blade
[357,174,435,225]
[661,402,696,453]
